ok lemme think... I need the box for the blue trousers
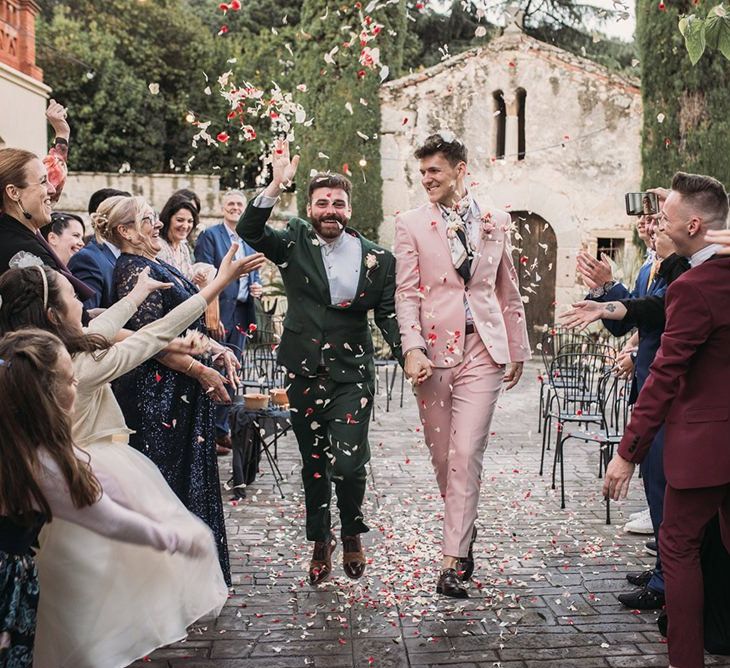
[215,301,251,438]
[641,424,666,592]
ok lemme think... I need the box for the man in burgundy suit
[604,172,730,668]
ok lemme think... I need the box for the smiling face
[116,204,162,259]
[418,153,466,207]
[165,207,195,245]
[12,158,56,228]
[657,191,698,257]
[221,193,246,228]
[306,187,351,241]
[48,218,85,265]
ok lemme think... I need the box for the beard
[310,211,347,240]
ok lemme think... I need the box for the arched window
[492,90,506,160]
[516,87,526,160]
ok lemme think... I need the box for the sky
[431,0,637,42]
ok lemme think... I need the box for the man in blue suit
[195,189,263,452]
[578,210,669,610]
[68,188,130,310]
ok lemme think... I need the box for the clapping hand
[613,349,636,379]
[576,251,612,290]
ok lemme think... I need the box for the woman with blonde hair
[0,216,264,666]
[97,195,250,585]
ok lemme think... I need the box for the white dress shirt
[689,243,723,268]
[223,224,250,301]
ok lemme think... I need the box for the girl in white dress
[0,239,265,667]
[0,328,206,667]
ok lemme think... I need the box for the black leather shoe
[436,568,468,599]
[617,585,665,610]
[645,540,658,556]
[456,527,477,582]
[626,569,653,587]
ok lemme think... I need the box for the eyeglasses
[140,212,159,225]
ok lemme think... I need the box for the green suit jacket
[238,202,402,382]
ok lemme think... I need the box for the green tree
[294,0,406,241]
[37,0,230,174]
[637,0,730,188]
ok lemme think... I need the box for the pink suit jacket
[394,201,531,367]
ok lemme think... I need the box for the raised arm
[88,251,265,389]
[44,99,70,203]
[237,139,299,265]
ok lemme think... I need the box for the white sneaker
[623,509,654,535]
[629,508,650,522]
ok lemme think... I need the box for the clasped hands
[404,348,523,390]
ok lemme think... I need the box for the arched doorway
[509,211,557,349]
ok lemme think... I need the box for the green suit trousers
[288,373,375,542]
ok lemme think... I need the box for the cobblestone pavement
[132,362,730,668]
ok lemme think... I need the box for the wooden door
[509,211,557,349]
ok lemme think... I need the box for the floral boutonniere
[364,252,379,282]
[480,211,496,237]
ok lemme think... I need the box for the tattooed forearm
[605,303,617,313]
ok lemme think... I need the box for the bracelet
[54,137,69,146]
[184,359,197,374]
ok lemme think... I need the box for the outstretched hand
[129,267,173,306]
[560,300,610,330]
[216,244,266,285]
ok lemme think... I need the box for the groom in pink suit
[394,132,531,598]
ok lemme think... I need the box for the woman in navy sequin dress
[109,207,233,585]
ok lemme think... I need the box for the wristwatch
[588,280,617,299]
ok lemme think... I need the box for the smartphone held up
[625,192,659,216]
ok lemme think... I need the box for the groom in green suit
[238,140,402,585]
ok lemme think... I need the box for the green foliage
[294,0,406,241]
[637,0,730,188]
[679,3,730,63]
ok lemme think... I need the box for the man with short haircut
[604,172,730,668]
[394,132,531,598]
[68,188,131,309]
[195,189,263,453]
[238,140,402,586]
[577,205,673,611]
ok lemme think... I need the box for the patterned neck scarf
[439,191,475,281]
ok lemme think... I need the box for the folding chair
[552,370,633,523]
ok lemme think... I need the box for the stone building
[0,0,49,156]
[379,17,643,344]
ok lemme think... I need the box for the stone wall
[56,172,298,232]
[379,31,643,313]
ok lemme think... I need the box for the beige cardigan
[72,293,207,448]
